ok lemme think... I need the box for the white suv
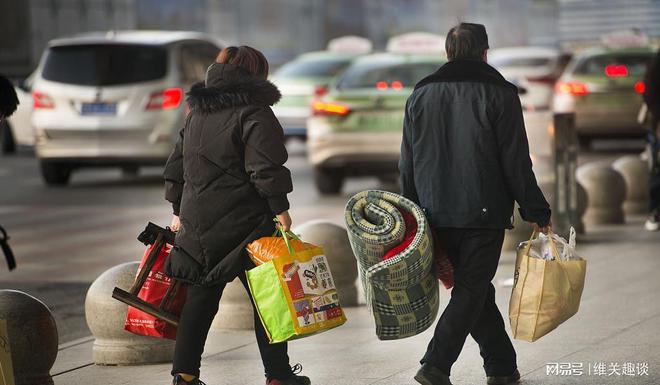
[31,31,222,185]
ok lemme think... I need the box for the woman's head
[216,46,269,79]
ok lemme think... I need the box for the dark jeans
[171,271,293,380]
[649,117,660,212]
[422,227,517,377]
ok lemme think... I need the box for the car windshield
[42,44,168,86]
[489,57,553,68]
[574,53,652,76]
[274,57,352,78]
[337,60,440,90]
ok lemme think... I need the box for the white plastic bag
[517,227,582,262]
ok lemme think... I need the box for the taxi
[270,36,371,139]
[306,33,446,194]
[553,31,655,146]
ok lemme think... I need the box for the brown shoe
[414,363,453,385]
[486,369,520,385]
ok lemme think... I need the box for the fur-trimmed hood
[186,63,281,114]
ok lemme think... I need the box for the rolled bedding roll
[344,190,439,340]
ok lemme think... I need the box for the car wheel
[122,165,140,177]
[40,161,72,186]
[578,136,592,151]
[313,167,344,195]
[0,120,16,155]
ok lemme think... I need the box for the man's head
[0,75,19,120]
[445,23,489,62]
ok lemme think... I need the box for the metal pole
[552,112,578,238]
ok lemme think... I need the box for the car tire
[578,136,592,151]
[0,120,16,155]
[122,166,140,177]
[40,161,72,186]
[313,167,344,195]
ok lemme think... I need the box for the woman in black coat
[163,46,310,385]
[643,47,660,231]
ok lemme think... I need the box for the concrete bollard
[577,162,627,226]
[85,262,175,365]
[293,220,359,306]
[211,278,254,330]
[502,205,534,251]
[0,290,58,385]
[612,155,650,216]
[539,180,589,234]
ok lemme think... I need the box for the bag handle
[522,229,561,260]
[272,218,302,255]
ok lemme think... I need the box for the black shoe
[486,369,520,385]
[266,364,311,385]
[414,363,453,385]
[172,375,206,385]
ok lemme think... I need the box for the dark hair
[216,46,269,78]
[0,75,19,119]
[445,23,489,61]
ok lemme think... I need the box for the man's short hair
[0,75,19,119]
[445,23,489,61]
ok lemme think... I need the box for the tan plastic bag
[509,230,587,342]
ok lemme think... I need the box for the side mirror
[517,85,528,95]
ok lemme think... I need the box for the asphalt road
[0,134,643,343]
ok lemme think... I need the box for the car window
[489,57,553,68]
[336,61,440,90]
[274,57,352,78]
[180,42,220,84]
[42,44,167,86]
[574,54,652,76]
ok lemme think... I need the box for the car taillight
[33,91,55,109]
[314,85,328,97]
[376,81,388,90]
[604,65,628,77]
[146,88,183,110]
[634,81,645,94]
[312,101,351,116]
[391,80,403,90]
[555,81,588,96]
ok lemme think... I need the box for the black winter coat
[399,59,551,230]
[163,63,292,286]
[644,48,660,120]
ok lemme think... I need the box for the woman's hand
[276,211,292,232]
[170,215,181,232]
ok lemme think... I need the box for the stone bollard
[502,205,534,251]
[293,220,359,306]
[211,278,254,330]
[0,290,58,385]
[612,155,650,216]
[539,180,589,234]
[577,163,627,226]
[85,262,175,365]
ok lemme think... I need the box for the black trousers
[422,227,517,377]
[171,271,293,380]
[649,117,660,212]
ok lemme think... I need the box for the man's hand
[530,219,551,235]
[170,215,181,232]
[276,211,292,232]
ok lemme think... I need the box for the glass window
[489,57,553,68]
[42,44,167,86]
[336,61,440,90]
[574,54,653,76]
[274,57,352,78]
[180,42,220,83]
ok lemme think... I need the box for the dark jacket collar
[414,59,517,92]
[187,63,281,114]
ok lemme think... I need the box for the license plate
[81,102,117,116]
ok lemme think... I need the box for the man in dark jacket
[400,23,551,385]
[643,47,660,231]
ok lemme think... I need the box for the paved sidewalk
[53,218,660,385]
